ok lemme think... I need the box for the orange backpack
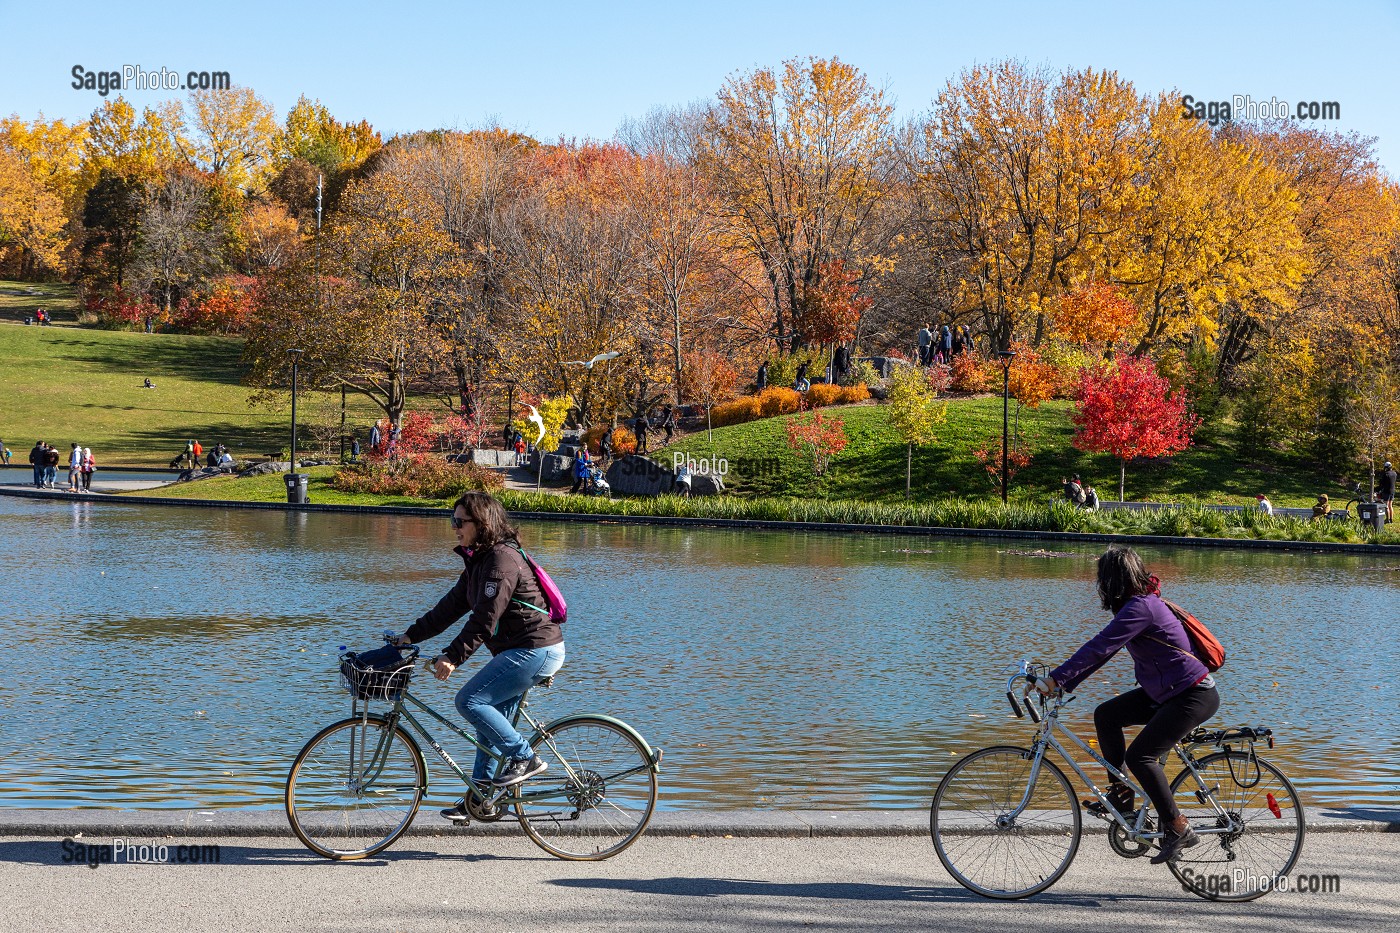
[1149,599,1226,672]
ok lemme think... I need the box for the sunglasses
[450,515,474,529]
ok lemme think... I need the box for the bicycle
[285,636,663,861]
[930,660,1304,901]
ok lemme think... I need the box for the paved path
[0,832,1392,932]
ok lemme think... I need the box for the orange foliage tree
[1052,282,1140,344]
[785,410,848,478]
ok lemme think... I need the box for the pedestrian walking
[370,421,382,453]
[756,360,768,392]
[939,324,953,365]
[917,324,933,366]
[951,327,965,358]
[81,447,94,491]
[350,437,361,462]
[661,406,676,445]
[569,447,592,495]
[832,344,851,385]
[794,361,810,392]
[599,427,613,465]
[43,443,60,488]
[29,441,44,488]
[633,415,650,454]
[67,443,82,492]
[1379,461,1397,524]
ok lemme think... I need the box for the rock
[238,461,290,478]
[690,472,725,497]
[174,467,223,484]
[457,449,516,468]
[529,452,573,482]
[605,455,674,496]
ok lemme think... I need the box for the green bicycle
[930,659,1304,901]
[285,638,662,861]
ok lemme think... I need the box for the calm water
[1,495,1396,811]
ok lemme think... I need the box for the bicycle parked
[930,659,1304,901]
[285,635,663,861]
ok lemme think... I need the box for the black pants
[1094,684,1219,823]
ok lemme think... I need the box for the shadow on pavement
[547,875,1157,906]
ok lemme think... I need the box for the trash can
[284,472,308,504]
[1357,501,1385,534]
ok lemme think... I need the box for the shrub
[838,382,871,404]
[949,354,996,394]
[611,426,638,455]
[846,359,882,388]
[710,397,762,427]
[582,425,609,455]
[804,383,844,407]
[757,387,803,417]
[331,456,505,499]
[764,348,831,390]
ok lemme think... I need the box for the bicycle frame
[1018,693,1232,842]
[346,682,620,812]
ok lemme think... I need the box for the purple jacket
[1050,594,1209,703]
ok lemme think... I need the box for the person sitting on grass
[1311,494,1331,521]
[142,378,155,389]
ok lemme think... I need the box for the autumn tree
[907,63,1148,350]
[0,146,69,275]
[79,170,143,288]
[785,409,849,479]
[85,98,185,182]
[1072,355,1199,500]
[700,56,897,352]
[1051,281,1140,345]
[179,87,279,191]
[128,170,226,326]
[680,348,739,442]
[885,364,947,496]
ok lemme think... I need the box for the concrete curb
[3,487,1398,555]
[0,808,1393,838]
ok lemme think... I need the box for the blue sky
[3,0,1398,173]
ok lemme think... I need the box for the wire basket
[339,654,414,701]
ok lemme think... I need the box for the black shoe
[492,755,547,787]
[1150,824,1200,864]
[440,798,471,823]
[1084,783,1134,818]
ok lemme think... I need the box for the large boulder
[605,455,673,496]
[531,452,573,482]
[690,471,725,497]
[238,460,290,478]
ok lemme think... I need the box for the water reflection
[0,495,1396,810]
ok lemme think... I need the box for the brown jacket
[405,541,562,666]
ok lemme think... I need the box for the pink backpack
[511,546,568,624]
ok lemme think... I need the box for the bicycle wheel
[931,745,1081,899]
[285,715,427,860]
[514,715,659,860]
[1167,750,1305,901]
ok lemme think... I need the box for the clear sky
[2,0,1398,174]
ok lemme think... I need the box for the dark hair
[1095,545,1155,612]
[451,491,519,551]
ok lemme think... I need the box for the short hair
[450,491,519,552]
[1096,545,1155,612]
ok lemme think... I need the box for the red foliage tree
[804,259,870,346]
[784,410,848,478]
[1072,356,1199,501]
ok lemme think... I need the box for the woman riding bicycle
[391,491,565,823]
[1034,545,1219,865]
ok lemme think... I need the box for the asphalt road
[0,831,1392,932]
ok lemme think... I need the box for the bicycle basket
[339,649,414,701]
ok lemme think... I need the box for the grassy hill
[0,280,379,466]
[655,398,1339,509]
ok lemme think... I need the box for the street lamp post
[997,349,1016,503]
[288,349,304,472]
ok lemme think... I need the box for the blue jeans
[33,465,42,487]
[454,644,565,783]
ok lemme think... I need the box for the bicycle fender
[531,713,663,772]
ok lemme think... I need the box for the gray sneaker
[492,755,547,787]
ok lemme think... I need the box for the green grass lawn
[0,280,381,466]
[656,398,1340,509]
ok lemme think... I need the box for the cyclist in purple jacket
[1034,545,1219,865]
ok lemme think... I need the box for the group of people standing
[917,323,974,366]
[28,442,95,491]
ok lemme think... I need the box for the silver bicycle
[930,660,1304,900]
